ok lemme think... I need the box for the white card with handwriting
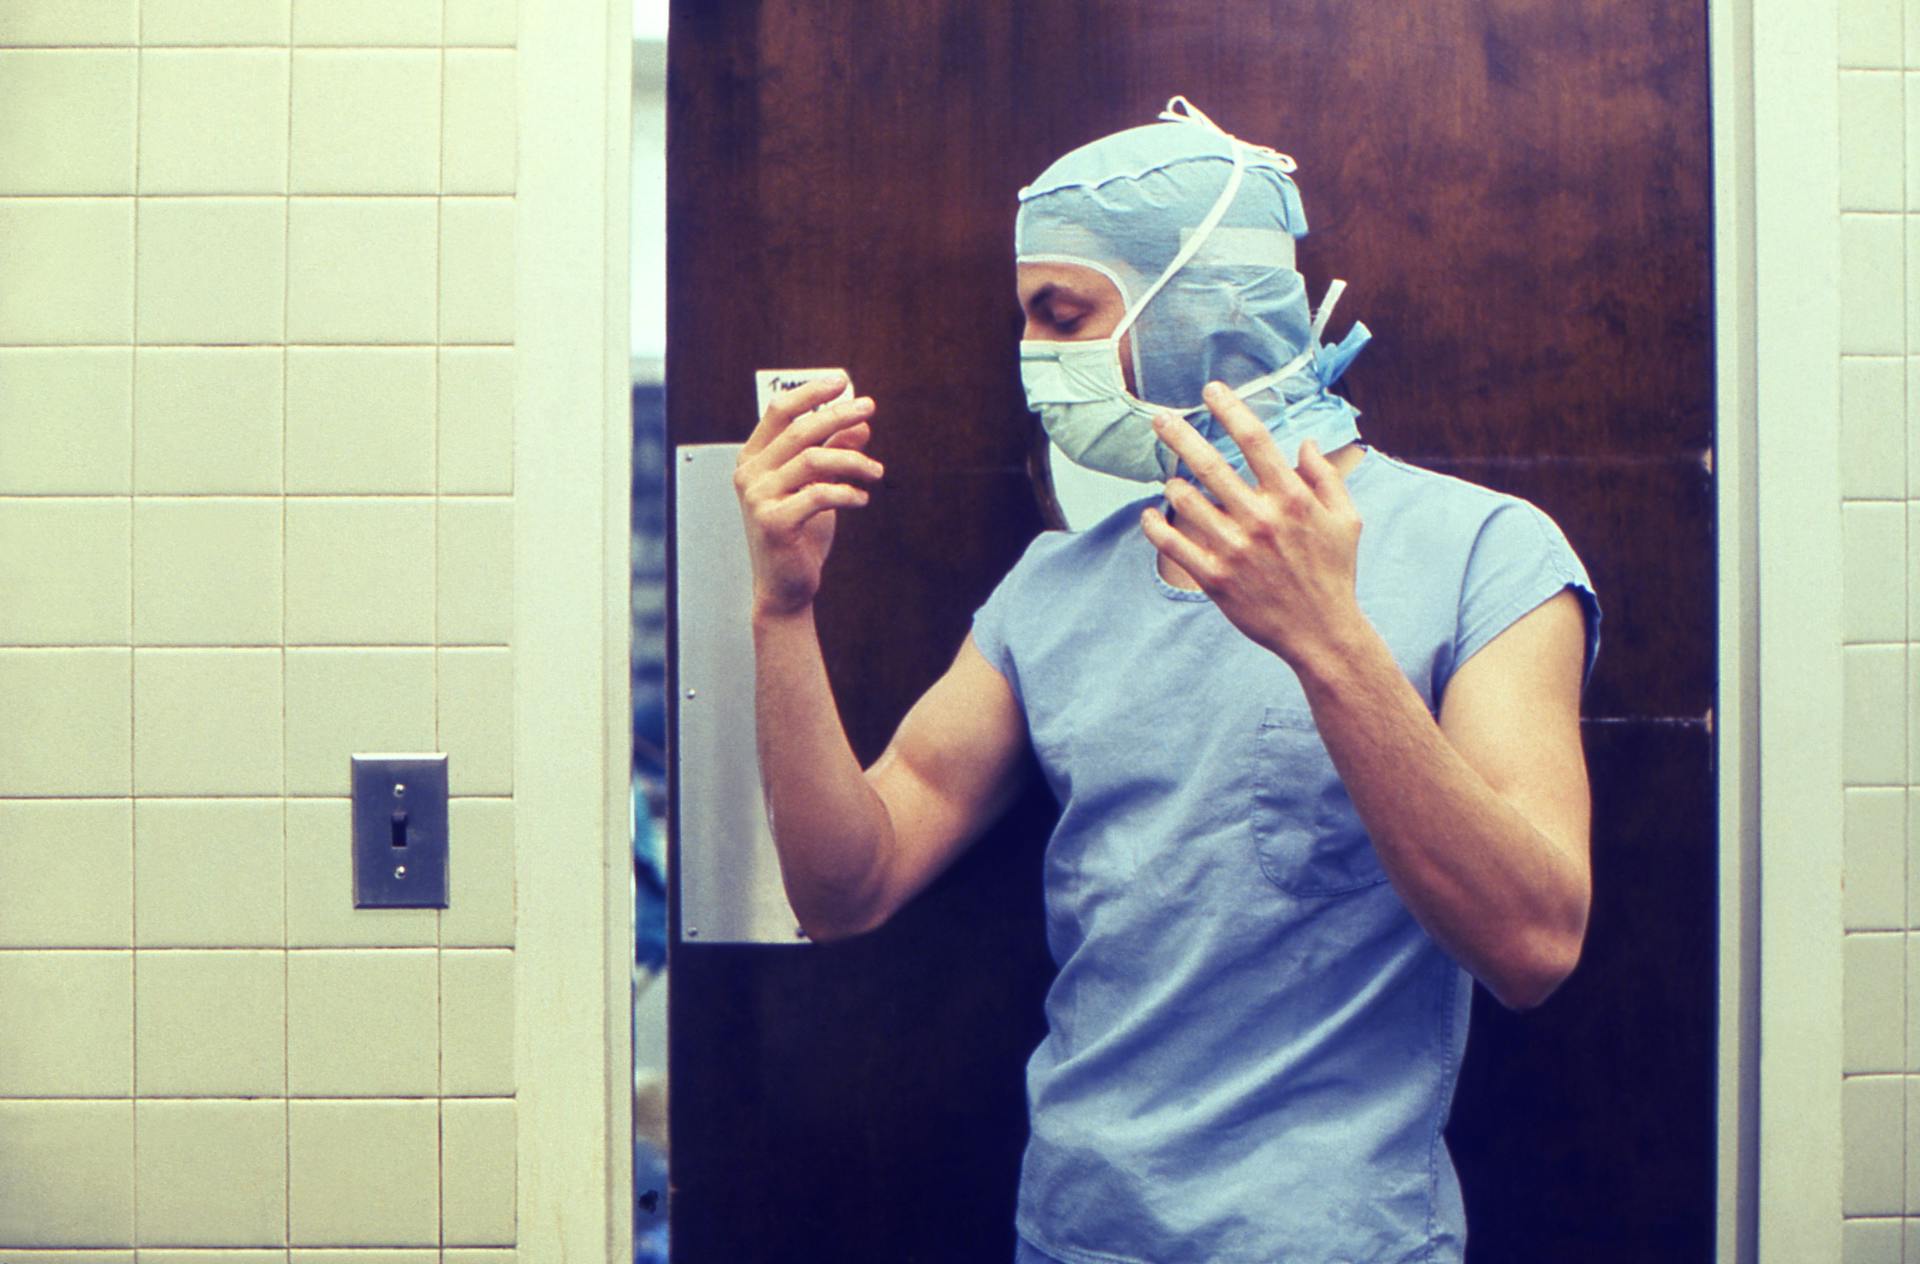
[754,368,854,420]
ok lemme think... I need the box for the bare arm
[1293,591,1591,1009]
[1141,384,1591,1009]
[754,616,1027,939]
[735,377,1029,940]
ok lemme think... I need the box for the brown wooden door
[666,3,1714,1260]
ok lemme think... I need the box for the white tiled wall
[1842,0,1920,1256]
[0,0,520,1253]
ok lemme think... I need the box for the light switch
[351,754,449,908]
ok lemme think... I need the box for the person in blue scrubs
[733,99,1599,1264]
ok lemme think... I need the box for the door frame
[1716,0,1846,1257]
[514,0,636,1260]
[507,0,1847,1256]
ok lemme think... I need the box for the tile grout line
[0,190,513,200]
[4,944,486,954]
[283,6,297,1247]
[0,1085,517,1096]
[0,792,511,802]
[0,341,513,350]
[438,5,450,1249]
[1900,31,1911,1252]
[1903,51,1913,1250]
[1900,43,1911,1243]
[128,15,143,1247]
[0,44,515,52]
[0,490,516,498]
[0,640,499,651]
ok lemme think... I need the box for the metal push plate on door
[351,754,449,908]
[674,442,808,944]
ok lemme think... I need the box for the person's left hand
[1140,381,1368,670]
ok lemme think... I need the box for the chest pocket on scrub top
[1252,704,1389,896]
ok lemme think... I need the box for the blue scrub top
[971,448,1599,1264]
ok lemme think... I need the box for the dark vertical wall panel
[667,2,1714,1261]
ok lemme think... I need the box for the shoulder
[996,496,1151,592]
[1359,451,1582,565]
[970,497,1150,688]
[1356,450,1600,685]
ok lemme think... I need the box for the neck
[1156,442,1367,592]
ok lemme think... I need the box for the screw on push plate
[395,865,407,878]
[393,783,406,798]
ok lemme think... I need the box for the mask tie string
[1116,95,1301,348]
[1310,279,1345,342]
[1207,279,1347,414]
[1132,98,1330,421]
[1111,129,1244,343]
[1158,96,1298,173]
[1316,321,1372,388]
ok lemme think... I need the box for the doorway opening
[630,2,670,1259]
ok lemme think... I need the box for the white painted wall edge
[1751,0,1845,1256]
[1712,0,1762,1257]
[602,0,638,1251]
[515,0,636,1259]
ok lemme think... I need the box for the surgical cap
[1015,99,1366,462]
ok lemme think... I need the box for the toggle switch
[351,754,449,908]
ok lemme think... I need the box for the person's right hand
[733,374,883,619]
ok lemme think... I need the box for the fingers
[1162,476,1244,557]
[755,479,871,536]
[1294,438,1355,516]
[740,373,852,460]
[755,394,876,472]
[1149,412,1258,515]
[760,443,885,500]
[822,420,873,452]
[1139,506,1218,588]
[734,406,884,546]
[1198,381,1293,491]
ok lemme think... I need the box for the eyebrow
[1025,282,1093,312]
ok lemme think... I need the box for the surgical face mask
[1018,287,1338,484]
[1017,100,1346,484]
[1019,336,1181,481]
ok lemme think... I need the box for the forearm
[751,605,895,938]
[1294,622,1588,1008]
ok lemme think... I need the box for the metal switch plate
[351,754,449,909]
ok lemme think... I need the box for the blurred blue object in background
[632,379,669,978]
[631,381,668,798]
[632,779,668,974]
[631,377,671,1259]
